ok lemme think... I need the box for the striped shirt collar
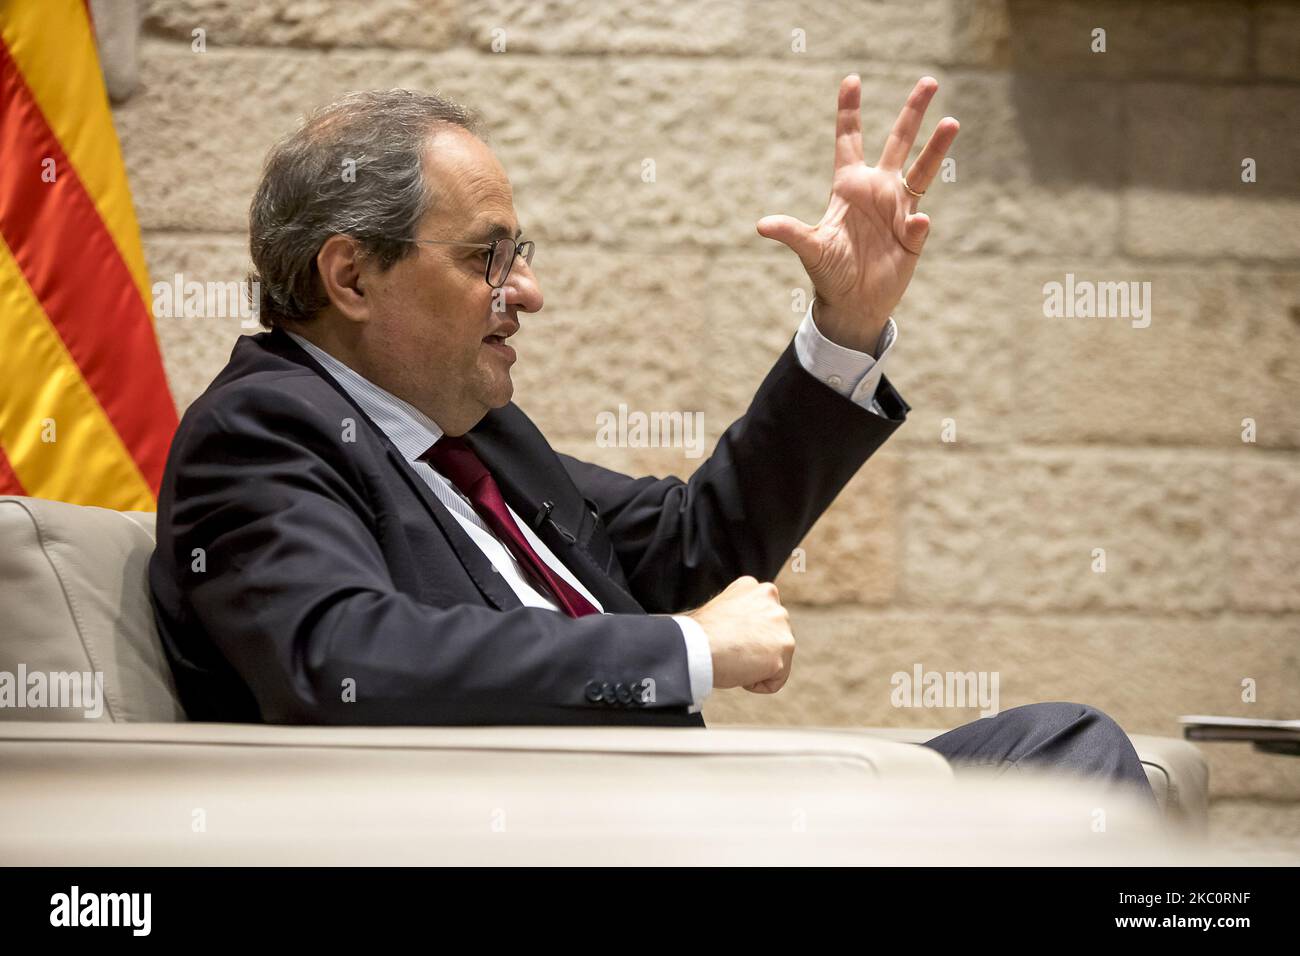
[283,330,444,463]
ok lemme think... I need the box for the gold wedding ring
[901,175,925,198]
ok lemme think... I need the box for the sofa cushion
[0,496,184,723]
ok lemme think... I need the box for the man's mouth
[482,331,517,362]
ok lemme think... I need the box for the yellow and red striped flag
[0,0,176,510]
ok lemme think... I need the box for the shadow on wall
[979,0,1300,199]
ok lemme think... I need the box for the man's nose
[503,256,543,314]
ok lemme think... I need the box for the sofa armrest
[0,722,947,865]
[1,722,1214,864]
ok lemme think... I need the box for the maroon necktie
[421,436,599,618]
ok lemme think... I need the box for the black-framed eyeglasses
[400,236,536,288]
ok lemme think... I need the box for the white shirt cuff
[793,300,897,411]
[673,615,713,713]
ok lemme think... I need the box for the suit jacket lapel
[467,416,646,614]
[382,447,523,612]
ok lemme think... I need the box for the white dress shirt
[285,302,896,715]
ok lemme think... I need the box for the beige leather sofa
[0,494,1215,864]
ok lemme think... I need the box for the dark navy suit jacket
[148,327,909,726]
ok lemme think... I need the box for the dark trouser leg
[919,701,1157,807]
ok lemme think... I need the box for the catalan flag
[0,0,175,510]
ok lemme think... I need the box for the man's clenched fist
[686,576,795,694]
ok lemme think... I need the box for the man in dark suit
[149,76,1154,801]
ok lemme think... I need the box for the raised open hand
[756,75,959,354]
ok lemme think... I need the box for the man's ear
[316,235,369,322]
